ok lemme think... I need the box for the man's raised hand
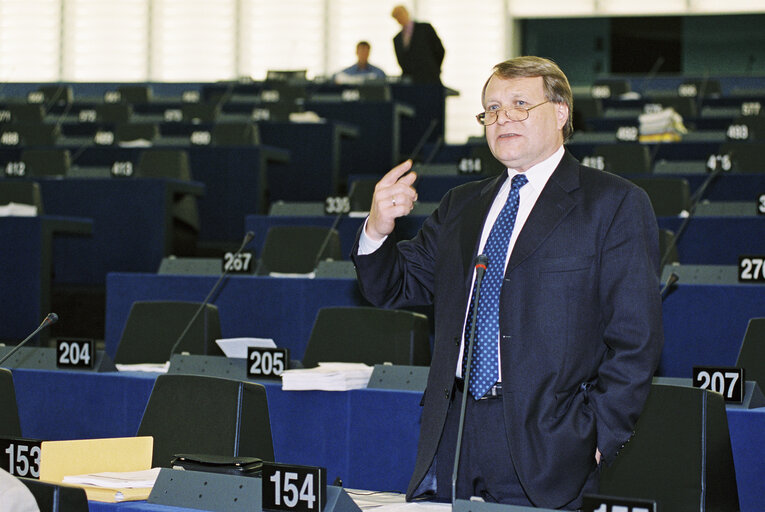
[365,160,418,241]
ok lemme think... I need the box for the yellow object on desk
[38,436,155,502]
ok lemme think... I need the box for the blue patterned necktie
[464,174,528,399]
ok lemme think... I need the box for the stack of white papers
[215,337,277,358]
[0,202,37,217]
[115,362,170,373]
[281,362,373,391]
[62,468,161,489]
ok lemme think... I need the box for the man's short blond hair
[482,56,574,142]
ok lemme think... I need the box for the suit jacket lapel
[507,151,580,273]
[459,173,507,293]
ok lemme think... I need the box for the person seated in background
[334,41,386,84]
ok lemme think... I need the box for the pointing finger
[378,160,413,187]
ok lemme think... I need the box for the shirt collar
[506,145,564,191]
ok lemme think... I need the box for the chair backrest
[720,141,765,173]
[600,383,739,512]
[21,149,71,177]
[468,143,507,176]
[5,104,44,123]
[593,144,652,175]
[136,374,274,468]
[136,149,192,181]
[94,103,133,123]
[348,179,376,212]
[114,301,223,364]
[117,85,152,104]
[302,307,431,367]
[116,123,159,144]
[0,181,44,214]
[0,368,22,437]
[0,123,60,146]
[212,122,261,146]
[630,177,691,216]
[182,103,220,124]
[736,317,765,389]
[257,225,342,275]
[19,477,89,512]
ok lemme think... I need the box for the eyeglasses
[475,100,551,126]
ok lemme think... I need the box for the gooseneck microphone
[659,163,723,269]
[0,313,59,367]
[451,254,489,504]
[660,272,679,300]
[167,231,255,361]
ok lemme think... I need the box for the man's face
[356,45,370,65]
[483,75,567,172]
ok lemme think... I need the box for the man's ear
[555,102,569,131]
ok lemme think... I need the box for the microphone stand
[0,313,59,367]
[451,254,489,504]
[167,231,254,361]
[660,272,679,300]
[659,164,723,269]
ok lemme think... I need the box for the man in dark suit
[391,5,444,84]
[352,56,663,510]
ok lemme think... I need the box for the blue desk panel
[105,273,369,361]
[0,215,92,342]
[0,145,287,243]
[258,122,356,202]
[303,101,411,178]
[11,369,420,493]
[658,216,765,265]
[660,283,765,377]
[38,178,201,285]
[10,368,765,511]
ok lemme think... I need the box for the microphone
[659,163,723,269]
[423,135,443,165]
[167,231,255,361]
[407,118,439,163]
[660,272,679,300]
[314,213,343,271]
[451,254,489,504]
[0,313,59,367]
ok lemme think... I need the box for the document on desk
[215,337,277,358]
[62,468,160,502]
[281,362,374,391]
[0,202,37,217]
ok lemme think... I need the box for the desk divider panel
[652,376,765,409]
[0,346,115,372]
[168,353,253,381]
[366,364,429,392]
[149,469,361,512]
[454,498,557,512]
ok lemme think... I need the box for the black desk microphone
[167,231,254,361]
[0,313,59,367]
[451,254,489,504]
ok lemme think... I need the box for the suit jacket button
[454,336,460,346]
[444,388,450,399]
